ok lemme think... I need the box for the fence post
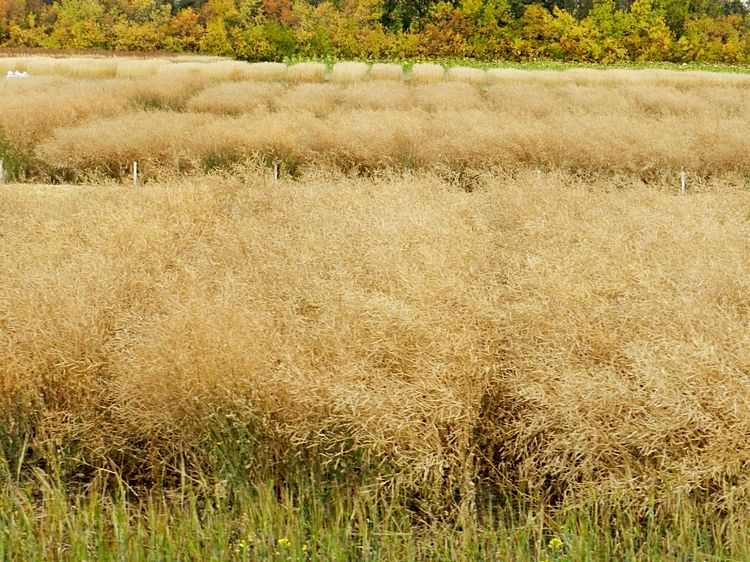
[680,168,686,195]
[273,161,279,181]
[0,159,4,184]
[133,161,138,186]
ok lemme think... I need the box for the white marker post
[273,161,279,181]
[680,169,686,195]
[0,159,4,184]
[133,161,138,186]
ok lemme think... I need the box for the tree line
[1,0,749,63]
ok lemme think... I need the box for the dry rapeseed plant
[446,66,487,85]
[116,58,163,78]
[212,60,271,81]
[126,72,215,110]
[6,55,750,90]
[413,82,484,111]
[275,83,343,117]
[0,56,112,77]
[17,62,750,182]
[186,82,283,115]
[287,62,327,83]
[0,77,137,152]
[2,170,750,515]
[245,62,288,82]
[370,63,403,81]
[8,57,750,520]
[33,82,750,180]
[338,82,413,110]
[409,63,445,84]
[157,60,260,82]
[64,57,120,79]
[331,62,370,83]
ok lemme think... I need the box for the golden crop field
[2,56,750,560]
[1,56,750,182]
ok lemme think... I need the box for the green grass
[0,137,34,182]
[1,475,747,561]
[282,55,750,74]
[2,430,750,561]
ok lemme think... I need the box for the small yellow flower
[302,543,309,552]
[548,536,564,551]
[277,538,291,548]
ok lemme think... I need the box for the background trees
[2,0,750,63]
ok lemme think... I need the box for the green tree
[381,0,440,32]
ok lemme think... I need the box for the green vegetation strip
[1,446,747,561]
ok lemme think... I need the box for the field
[2,56,750,560]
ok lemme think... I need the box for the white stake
[0,159,4,184]
[273,161,279,181]
[680,168,686,195]
[133,161,138,186]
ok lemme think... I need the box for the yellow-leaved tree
[580,0,628,62]
[623,0,673,60]
[675,14,747,63]
[47,0,106,49]
[461,0,514,58]
[199,0,237,55]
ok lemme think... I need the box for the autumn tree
[675,13,747,61]
[461,0,514,57]
[47,0,107,49]
[622,0,673,60]
[580,0,627,61]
